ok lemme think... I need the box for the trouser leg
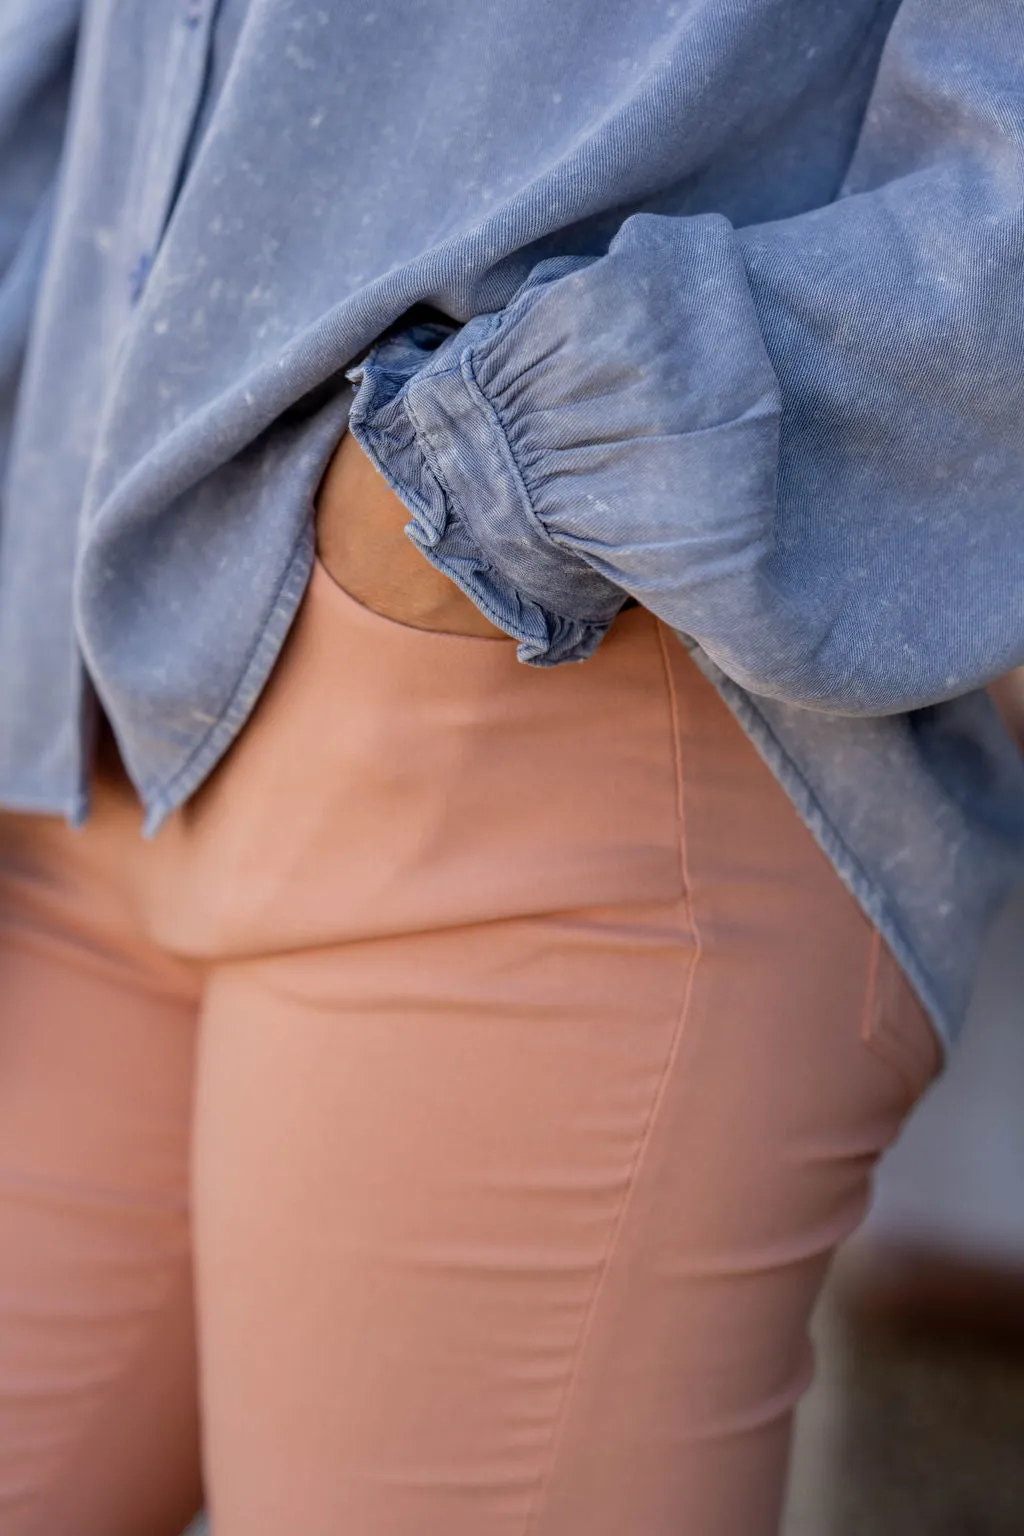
[0,829,203,1536]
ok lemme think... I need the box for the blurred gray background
[783,887,1024,1535]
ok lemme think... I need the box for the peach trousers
[0,560,940,1535]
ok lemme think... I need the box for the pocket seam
[310,552,517,649]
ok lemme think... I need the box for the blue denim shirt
[2,0,1024,1051]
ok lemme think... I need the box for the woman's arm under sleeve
[349,0,1024,715]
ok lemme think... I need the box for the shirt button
[129,252,152,303]
[183,0,203,26]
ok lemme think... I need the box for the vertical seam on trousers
[858,927,882,1050]
[520,622,703,1534]
[657,624,702,940]
[859,926,937,1107]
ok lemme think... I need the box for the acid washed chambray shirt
[3,0,1024,1050]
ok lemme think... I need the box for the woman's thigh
[193,905,934,1536]
[0,816,203,1536]
[190,597,940,1536]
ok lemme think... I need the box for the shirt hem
[0,786,90,827]
[684,640,958,1058]
[137,522,316,836]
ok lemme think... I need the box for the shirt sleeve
[348,0,1024,715]
[0,1,80,474]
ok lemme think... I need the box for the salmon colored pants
[0,560,940,1536]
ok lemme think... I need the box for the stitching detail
[860,929,939,1105]
[657,624,703,940]
[683,646,950,1049]
[520,623,702,1533]
[858,927,883,1051]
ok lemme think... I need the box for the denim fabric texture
[1,0,1023,1048]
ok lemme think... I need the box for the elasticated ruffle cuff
[346,322,626,666]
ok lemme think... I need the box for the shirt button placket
[128,0,214,304]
